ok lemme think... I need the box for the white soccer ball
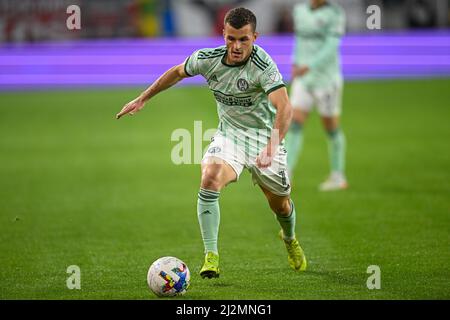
[147,256,191,297]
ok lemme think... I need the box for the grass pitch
[0,79,449,299]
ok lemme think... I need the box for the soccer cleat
[319,173,348,191]
[279,230,307,272]
[199,251,220,279]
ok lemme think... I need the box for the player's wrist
[137,94,148,105]
[265,139,280,156]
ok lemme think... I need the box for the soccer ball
[147,256,190,297]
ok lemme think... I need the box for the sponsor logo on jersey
[237,78,249,91]
[213,91,253,107]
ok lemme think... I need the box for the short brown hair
[224,7,257,32]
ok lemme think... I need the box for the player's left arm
[256,87,293,168]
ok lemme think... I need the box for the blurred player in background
[116,8,307,278]
[285,0,348,191]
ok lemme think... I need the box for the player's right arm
[115,63,188,119]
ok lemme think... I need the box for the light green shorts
[202,132,291,196]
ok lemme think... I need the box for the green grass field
[0,79,449,299]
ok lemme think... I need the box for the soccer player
[285,0,348,191]
[116,8,306,278]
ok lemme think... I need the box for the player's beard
[228,49,249,64]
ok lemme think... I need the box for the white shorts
[202,133,291,196]
[290,79,343,117]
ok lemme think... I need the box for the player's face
[223,23,258,65]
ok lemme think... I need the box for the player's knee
[326,127,340,138]
[292,109,307,124]
[322,117,339,133]
[290,121,303,132]
[270,198,291,216]
[201,168,223,191]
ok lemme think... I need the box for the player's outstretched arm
[116,63,188,119]
[256,87,293,168]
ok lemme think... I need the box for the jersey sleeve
[260,62,286,95]
[184,50,205,77]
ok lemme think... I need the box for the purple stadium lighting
[0,30,449,90]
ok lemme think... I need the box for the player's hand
[256,143,277,169]
[291,65,309,78]
[116,97,145,119]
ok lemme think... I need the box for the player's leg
[286,109,309,175]
[198,134,243,278]
[250,146,306,271]
[259,186,307,271]
[285,79,313,179]
[198,159,237,278]
[316,84,347,191]
[259,186,295,239]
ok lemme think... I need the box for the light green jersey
[184,44,286,151]
[292,2,345,89]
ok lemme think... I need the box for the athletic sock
[327,128,346,176]
[197,188,220,254]
[276,200,297,241]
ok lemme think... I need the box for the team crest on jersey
[237,78,249,91]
